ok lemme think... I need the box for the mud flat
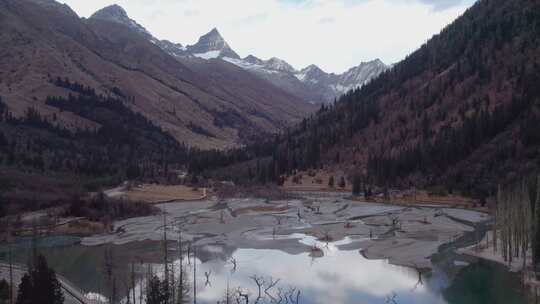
[82,192,489,270]
[105,184,207,203]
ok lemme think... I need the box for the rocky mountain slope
[91,4,388,104]
[91,5,190,58]
[296,59,389,103]
[0,0,314,149]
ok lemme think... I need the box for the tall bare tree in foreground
[491,175,540,301]
[177,230,190,304]
[494,180,532,267]
[162,212,170,304]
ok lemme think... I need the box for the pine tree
[14,275,31,304]
[0,279,9,304]
[16,254,63,304]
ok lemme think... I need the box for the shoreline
[79,192,489,272]
[5,190,495,278]
[458,230,531,273]
[2,195,509,304]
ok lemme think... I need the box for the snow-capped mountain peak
[339,59,388,86]
[301,64,327,77]
[187,28,240,60]
[244,55,265,65]
[302,64,323,73]
[265,57,296,73]
[294,59,389,101]
[295,64,326,82]
[88,5,387,104]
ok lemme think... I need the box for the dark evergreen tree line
[367,93,539,190]
[0,82,189,181]
[16,254,64,304]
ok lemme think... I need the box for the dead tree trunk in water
[250,275,264,303]
[131,261,136,304]
[177,230,191,304]
[8,227,13,304]
[495,180,535,278]
[103,245,116,304]
[193,246,197,304]
[163,212,170,304]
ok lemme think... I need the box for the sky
[61,0,477,73]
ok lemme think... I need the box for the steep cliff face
[186,28,241,60]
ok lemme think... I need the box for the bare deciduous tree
[204,271,212,287]
[230,258,237,273]
[386,292,397,304]
[250,275,264,303]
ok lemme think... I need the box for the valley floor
[82,191,489,270]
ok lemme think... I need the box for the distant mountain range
[0,0,314,150]
[91,5,389,104]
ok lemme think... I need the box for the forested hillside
[0,78,194,214]
[200,0,540,197]
[277,0,540,196]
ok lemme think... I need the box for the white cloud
[61,0,476,73]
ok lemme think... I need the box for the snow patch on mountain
[187,28,240,59]
[158,40,188,57]
[224,55,388,102]
[243,55,265,65]
[194,50,222,59]
[295,73,307,82]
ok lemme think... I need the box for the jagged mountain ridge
[91,5,190,58]
[218,54,390,104]
[296,59,389,102]
[91,4,151,38]
[223,51,390,104]
[187,28,240,60]
[90,4,388,104]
